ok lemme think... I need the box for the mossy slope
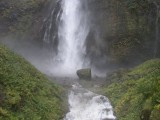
[103,59,160,120]
[0,44,64,120]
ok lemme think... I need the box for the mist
[0,0,120,79]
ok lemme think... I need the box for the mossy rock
[76,68,91,80]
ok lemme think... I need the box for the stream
[64,83,116,120]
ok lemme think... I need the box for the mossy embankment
[102,59,160,120]
[0,44,64,120]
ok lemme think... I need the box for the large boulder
[76,68,91,80]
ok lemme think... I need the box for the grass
[103,59,160,120]
[0,44,64,120]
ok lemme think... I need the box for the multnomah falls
[43,0,115,119]
[0,0,160,120]
[43,0,90,76]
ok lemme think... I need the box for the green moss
[0,44,64,120]
[103,59,160,120]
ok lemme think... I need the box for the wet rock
[76,68,91,80]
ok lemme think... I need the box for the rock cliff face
[0,0,44,36]
[0,0,60,42]
[0,0,160,69]
[86,0,160,68]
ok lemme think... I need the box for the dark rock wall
[0,0,58,40]
[86,0,160,68]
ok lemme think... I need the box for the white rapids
[64,84,116,120]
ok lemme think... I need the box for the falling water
[43,0,116,119]
[42,0,90,76]
[54,0,90,75]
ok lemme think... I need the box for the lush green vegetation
[0,44,64,120]
[103,59,160,120]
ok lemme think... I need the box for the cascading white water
[64,84,116,120]
[43,0,116,119]
[55,0,89,75]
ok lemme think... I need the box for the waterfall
[42,0,116,120]
[42,0,90,76]
[42,0,62,57]
[56,0,90,74]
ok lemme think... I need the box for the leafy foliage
[0,44,64,120]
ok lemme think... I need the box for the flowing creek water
[43,0,116,119]
[64,83,116,120]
